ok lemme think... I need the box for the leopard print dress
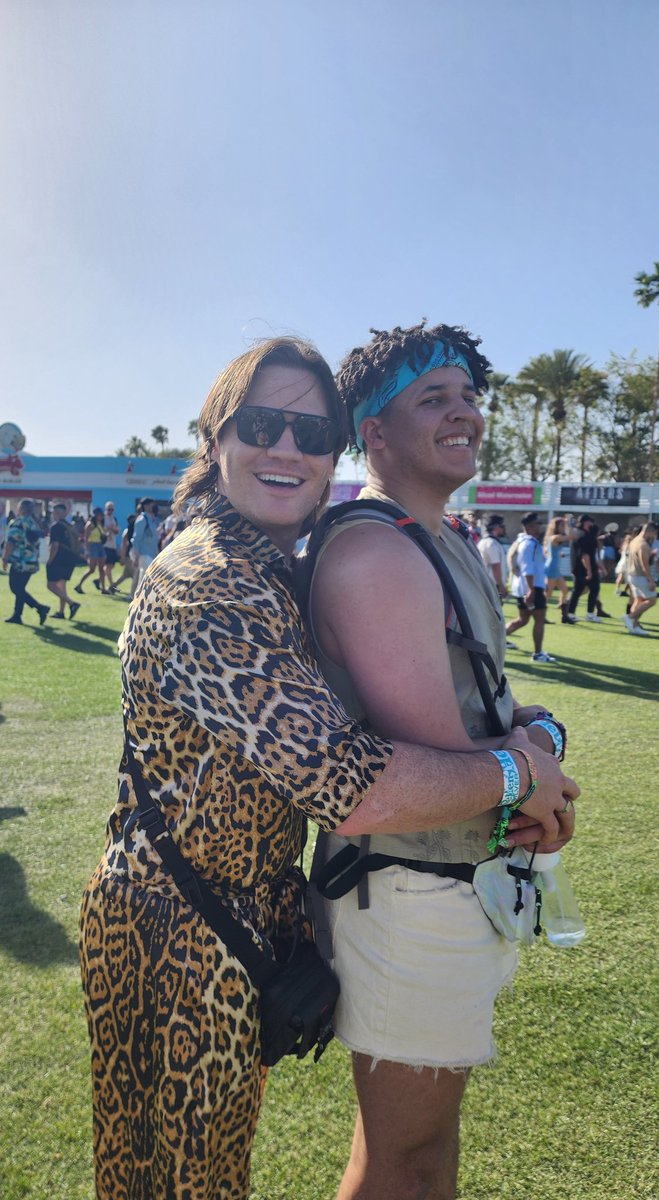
[79,498,391,1200]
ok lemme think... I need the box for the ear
[359,416,387,451]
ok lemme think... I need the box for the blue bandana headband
[352,341,475,451]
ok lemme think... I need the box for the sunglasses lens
[293,415,337,455]
[236,408,283,448]
[235,407,338,455]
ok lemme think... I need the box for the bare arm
[337,730,577,848]
[312,524,578,846]
[312,523,475,751]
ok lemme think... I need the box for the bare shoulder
[314,520,439,593]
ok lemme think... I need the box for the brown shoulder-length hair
[173,336,346,517]
[543,515,566,550]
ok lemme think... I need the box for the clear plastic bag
[472,849,541,945]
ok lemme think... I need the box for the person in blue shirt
[131,497,161,591]
[506,511,555,663]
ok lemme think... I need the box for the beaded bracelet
[487,748,539,854]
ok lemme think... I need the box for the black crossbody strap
[122,726,279,989]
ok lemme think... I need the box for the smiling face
[211,364,335,556]
[360,365,485,499]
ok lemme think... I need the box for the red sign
[471,485,538,505]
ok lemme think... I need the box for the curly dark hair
[336,321,492,449]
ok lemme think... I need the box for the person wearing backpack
[46,501,81,619]
[505,512,556,663]
[308,323,578,1200]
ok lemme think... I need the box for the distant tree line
[115,422,200,460]
[478,350,656,482]
[115,265,659,482]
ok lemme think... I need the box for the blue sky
[2,0,658,456]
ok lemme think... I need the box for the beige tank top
[308,486,513,864]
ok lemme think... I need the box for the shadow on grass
[0,806,27,824]
[0,853,79,966]
[69,620,122,644]
[34,624,118,655]
[508,653,658,701]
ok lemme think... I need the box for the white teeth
[439,436,470,447]
[256,474,303,485]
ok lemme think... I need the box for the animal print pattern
[79,497,391,1199]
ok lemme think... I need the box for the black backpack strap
[297,499,507,734]
[315,842,476,900]
[122,722,278,989]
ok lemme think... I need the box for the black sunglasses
[234,405,340,456]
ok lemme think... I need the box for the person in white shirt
[103,501,120,591]
[477,514,508,600]
[505,511,555,663]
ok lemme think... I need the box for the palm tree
[634,263,659,480]
[187,419,200,446]
[569,366,608,479]
[151,425,169,453]
[516,350,587,479]
[479,372,509,479]
[118,436,149,456]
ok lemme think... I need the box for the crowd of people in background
[1,495,193,625]
[1,494,657,640]
[469,508,657,658]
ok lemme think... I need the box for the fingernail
[501,837,510,848]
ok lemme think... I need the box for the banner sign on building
[468,484,541,506]
[330,482,362,503]
[559,485,640,507]
[0,453,24,484]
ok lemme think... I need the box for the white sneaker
[631,625,649,636]
[586,614,602,622]
[532,651,556,663]
[623,614,635,632]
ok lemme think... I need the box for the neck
[365,466,449,535]
[259,522,296,559]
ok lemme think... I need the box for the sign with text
[330,483,362,502]
[468,484,541,506]
[0,453,24,484]
[559,485,640,507]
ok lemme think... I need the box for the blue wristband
[489,749,520,807]
[529,718,564,758]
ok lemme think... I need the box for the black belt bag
[123,730,339,1067]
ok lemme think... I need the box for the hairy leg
[505,609,530,635]
[47,579,66,613]
[336,1055,469,1200]
[532,609,545,653]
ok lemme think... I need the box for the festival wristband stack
[523,711,567,760]
[487,748,539,855]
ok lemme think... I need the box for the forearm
[492,564,504,590]
[336,740,503,836]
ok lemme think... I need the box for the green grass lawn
[1,571,657,1199]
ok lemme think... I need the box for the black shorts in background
[516,586,547,612]
[46,554,74,583]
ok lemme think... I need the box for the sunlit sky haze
[1,0,658,456]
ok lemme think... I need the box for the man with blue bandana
[309,322,572,1200]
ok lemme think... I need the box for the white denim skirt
[328,864,518,1069]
